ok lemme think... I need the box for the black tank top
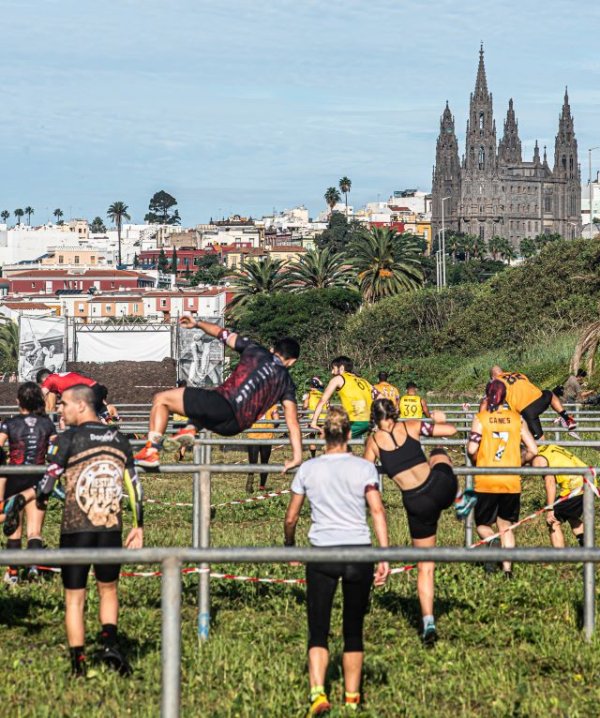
[375,424,427,477]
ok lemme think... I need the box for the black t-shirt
[0,414,55,467]
[41,422,139,535]
[214,336,296,431]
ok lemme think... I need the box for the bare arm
[282,400,303,471]
[421,398,430,418]
[520,420,538,463]
[179,316,239,351]
[0,433,7,448]
[45,391,56,412]
[466,416,483,462]
[284,492,305,545]
[366,488,390,586]
[310,377,342,429]
[363,435,379,463]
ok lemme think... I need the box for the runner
[467,380,538,577]
[97,384,120,424]
[364,398,458,646]
[5,384,144,676]
[36,369,109,420]
[530,444,589,547]
[373,372,400,408]
[489,366,575,439]
[245,404,279,494]
[134,317,302,471]
[0,382,55,585]
[399,382,430,419]
[284,407,389,715]
[302,377,328,458]
[308,357,374,440]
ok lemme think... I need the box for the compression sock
[148,432,164,449]
[7,538,21,572]
[310,685,326,702]
[422,615,435,631]
[559,410,569,421]
[100,623,118,647]
[578,533,585,547]
[345,692,360,710]
[70,646,86,676]
[27,537,43,550]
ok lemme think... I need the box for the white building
[581,177,600,237]
[388,190,431,215]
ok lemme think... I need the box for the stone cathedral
[431,47,581,248]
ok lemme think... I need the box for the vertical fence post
[583,474,596,641]
[464,451,474,547]
[161,556,182,718]
[192,441,203,548]
[198,432,212,641]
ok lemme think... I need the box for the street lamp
[588,147,599,239]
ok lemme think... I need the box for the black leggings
[306,556,374,653]
[247,445,272,486]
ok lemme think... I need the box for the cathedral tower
[553,89,581,238]
[431,101,460,239]
[498,99,522,166]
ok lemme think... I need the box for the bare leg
[97,580,119,626]
[65,588,87,647]
[548,518,565,548]
[496,517,515,572]
[24,501,45,542]
[308,647,329,689]
[342,651,363,694]
[147,388,186,440]
[550,393,565,414]
[412,535,436,618]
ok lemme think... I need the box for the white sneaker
[3,569,19,586]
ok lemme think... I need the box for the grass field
[2,439,600,717]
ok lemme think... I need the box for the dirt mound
[0,360,177,407]
[69,359,177,404]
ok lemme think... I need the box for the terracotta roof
[8,269,147,279]
[269,245,306,252]
[144,288,225,298]
[3,302,53,310]
[88,295,143,303]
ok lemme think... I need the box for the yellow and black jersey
[474,407,522,493]
[537,444,589,497]
[338,373,373,422]
[39,422,143,534]
[399,394,423,419]
[374,381,400,407]
[498,372,542,413]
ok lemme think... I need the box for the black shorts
[5,473,39,499]
[521,390,553,440]
[474,492,520,526]
[554,495,583,523]
[401,463,458,540]
[59,531,122,589]
[183,388,241,436]
[91,383,107,415]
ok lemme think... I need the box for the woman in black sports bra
[364,398,458,647]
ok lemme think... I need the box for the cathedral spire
[474,43,489,99]
[533,140,540,164]
[554,86,578,178]
[498,97,522,165]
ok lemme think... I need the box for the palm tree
[324,187,341,217]
[0,320,19,374]
[487,235,504,261]
[14,208,24,226]
[519,237,537,259]
[24,206,34,226]
[339,177,352,218]
[349,227,423,303]
[228,256,287,312]
[0,210,9,225]
[499,238,516,265]
[107,201,131,267]
[445,231,462,262]
[53,208,64,224]
[288,247,350,290]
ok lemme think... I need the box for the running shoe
[307,693,331,716]
[245,476,254,494]
[344,693,360,712]
[559,415,577,430]
[163,427,196,451]
[421,623,438,648]
[133,442,160,469]
[483,537,501,574]
[3,494,26,537]
[96,645,133,677]
[3,568,19,586]
[455,489,477,519]
[27,566,39,582]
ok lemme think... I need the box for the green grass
[2,441,600,717]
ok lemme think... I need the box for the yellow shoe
[307,693,331,716]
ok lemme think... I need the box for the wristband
[420,422,434,437]
[468,431,482,444]
[217,328,232,343]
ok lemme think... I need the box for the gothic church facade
[432,48,581,248]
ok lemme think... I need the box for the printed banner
[75,327,172,363]
[177,319,224,387]
[18,315,67,381]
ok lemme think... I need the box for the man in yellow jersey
[529,445,589,547]
[467,380,538,577]
[302,378,328,458]
[309,357,374,439]
[489,366,576,440]
[246,404,280,493]
[373,372,400,408]
[399,382,430,419]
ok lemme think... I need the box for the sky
[1,0,600,226]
